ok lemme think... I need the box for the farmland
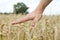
[0,14,60,40]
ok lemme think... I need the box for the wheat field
[0,14,60,40]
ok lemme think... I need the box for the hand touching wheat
[11,11,42,27]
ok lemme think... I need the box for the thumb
[31,15,42,27]
[31,17,38,27]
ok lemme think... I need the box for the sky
[0,0,60,15]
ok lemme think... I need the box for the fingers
[11,14,34,25]
[31,14,42,27]
[31,17,39,27]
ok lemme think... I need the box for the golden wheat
[0,14,60,40]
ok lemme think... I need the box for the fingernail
[32,24,35,27]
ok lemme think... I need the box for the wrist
[34,10,43,14]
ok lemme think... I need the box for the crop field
[0,14,60,40]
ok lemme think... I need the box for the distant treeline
[0,13,13,14]
[0,12,28,15]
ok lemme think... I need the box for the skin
[11,0,53,27]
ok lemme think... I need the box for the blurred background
[0,0,60,15]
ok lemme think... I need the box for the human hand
[11,11,42,27]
